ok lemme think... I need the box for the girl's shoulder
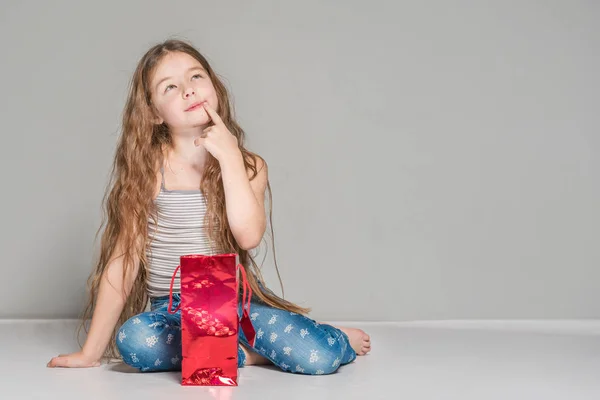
[245,152,267,177]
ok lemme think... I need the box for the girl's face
[150,51,218,130]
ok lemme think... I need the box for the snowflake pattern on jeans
[250,312,259,321]
[269,332,278,343]
[327,337,336,346]
[145,335,158,347]
[130,353,139,363]
[154,359,162,366]
[284,324,294,333]
[171,355,179,365]
[309,350,319,363]
[132,318,141,325]
[283,346,292,356]
[118,331,126,343]
[257,328,264,339]
[166,334,174,344]
[300,329,309,338]
[268,315,277,325]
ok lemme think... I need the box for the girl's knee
[115,313,177,359]
[115,313,181,371]
[116,315,148,353]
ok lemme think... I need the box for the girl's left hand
[194,103,240,162]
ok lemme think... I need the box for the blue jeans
[115,293,356,375]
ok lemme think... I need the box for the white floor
[2,319,600,400]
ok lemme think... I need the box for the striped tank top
[146,166,221,298]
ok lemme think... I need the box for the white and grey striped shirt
[146,167,221,298]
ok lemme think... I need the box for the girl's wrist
[81,343,103,361]
[219,148,244,167]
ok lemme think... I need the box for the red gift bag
[167,253,256,386]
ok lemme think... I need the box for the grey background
[0,1,598,321]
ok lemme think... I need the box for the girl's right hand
[47,351,101,368]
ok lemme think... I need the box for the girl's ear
[150,104,164,125]
[153,115,164,125]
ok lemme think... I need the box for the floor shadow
[107,361,139,373]
[107,361,182,382]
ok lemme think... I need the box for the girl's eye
[192,74,202,80]
[165,84,176,93]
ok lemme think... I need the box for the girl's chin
[170,119,210,130]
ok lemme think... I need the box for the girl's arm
[47,236,141,367]
[81,241,141,360]
[220,153,268,250]
[197,103,268,250]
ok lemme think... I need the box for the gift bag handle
[167,260,256,346]
[167,263,248,315]
[167,263,248,314]
[167,265,181,314]
[237,263,256,346]
[238,263,252,315]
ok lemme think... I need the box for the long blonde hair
[78,39,310,360]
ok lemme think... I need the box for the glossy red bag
[167,253,256,386]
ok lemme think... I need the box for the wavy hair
[78,39,310,360]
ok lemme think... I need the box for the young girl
[47,39,371,375]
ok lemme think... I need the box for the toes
[363,342,371,353]
[356,341,371,356]
[360,331,370,342]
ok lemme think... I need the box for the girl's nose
[185,89,195,97]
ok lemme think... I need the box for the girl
[47,39,371,375]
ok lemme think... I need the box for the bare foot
[336,326,371,355]
[240,343,271,366]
